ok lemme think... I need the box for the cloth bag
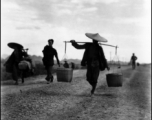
[18,60,31,70]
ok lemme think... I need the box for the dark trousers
[86,61,100,86]
[132,61,136,69]
[45,66,53,81]
[12,64,20,83]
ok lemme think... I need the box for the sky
[1,0,151,63]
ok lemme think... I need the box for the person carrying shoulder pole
[70,33,110,95]
[42,39,60,84]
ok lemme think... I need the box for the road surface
[1,65,151,120]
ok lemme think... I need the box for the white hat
[85,33,108,42]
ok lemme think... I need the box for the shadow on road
[94,93,118,98]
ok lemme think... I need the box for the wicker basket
[56,68,73,82]
[106,73,123,87]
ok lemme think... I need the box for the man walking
[70,33,110,95]
[130,53,138,70]
[42,39,60,84]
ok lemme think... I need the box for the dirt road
[1,65,151,120]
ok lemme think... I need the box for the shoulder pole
[63,41,118,48]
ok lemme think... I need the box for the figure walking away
[130,53,137,70]
[42,39,60,84]
[71,62,75,69]
[63,61,69,68]
[70,33,110,95]
[4,43,24,85]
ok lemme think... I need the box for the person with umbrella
[4,42,24,85]
[70,33,110,95]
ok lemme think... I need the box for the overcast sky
[1,0,151,63]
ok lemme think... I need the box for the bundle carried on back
[18,60,31,70]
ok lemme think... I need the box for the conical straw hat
[8,42,23,49]
[85,33,108,42]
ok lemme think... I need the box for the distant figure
[42,39,60,84]
[63,61,69,68]
[4,43,24,85]
[137,62,140,66]
[70,33,110,95]
[130,53,138,70]
[71,62,75,69]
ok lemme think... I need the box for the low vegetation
[1,59,84,81]
[2,55,147,81]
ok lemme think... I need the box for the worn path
[1,65,151,120]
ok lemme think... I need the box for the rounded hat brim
[8,42,23,49]
[85,33,108,42]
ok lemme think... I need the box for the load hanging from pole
[62,41,68,61]
[65,42,67,54]
[62,40,123,87]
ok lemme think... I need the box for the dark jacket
[42,45,58,66]
[72,42,108,71]
[131,56,137,62]
[4,49,23,72]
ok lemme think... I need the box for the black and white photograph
[1,0,151,120]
